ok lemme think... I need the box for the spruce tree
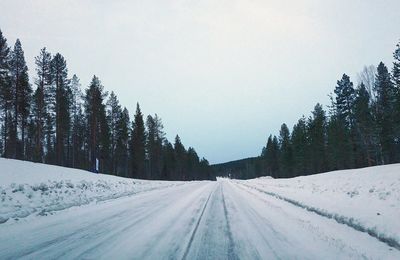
[308,104,327,174]
[264,135,280,178]
[0,29,12,157]
[99,99,111,173]
[130,103,146,178]
[353,83,376,166]
[70,74,84,168]
[162,140,176,180]
[334,74,356,126]
[0,29,9,91]
[0,31,216,180]
[279,123,293,177]
[186,147,200,180]
[84,76,108,172]
[10,39,31,159]
[199,157,213,180]
[107,91,122,173]
[174,135,186,180]
[291,117,309,176]
[32,47,52,162]
[393,41,400,90]
[50,53,70,165]
[146,114,165,179]
[392,41,400,154]
[326,114,353,170]
[374,62,396,163]
[115,107,130,177]
[331,74,356,168]
[25,115,35,160]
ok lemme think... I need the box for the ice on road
[0,179,398,259]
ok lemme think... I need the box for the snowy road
[0,179,398,259]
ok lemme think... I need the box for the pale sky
[1,0,399,164]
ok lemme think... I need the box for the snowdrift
[0,158,181,224]
[238,164,400,249]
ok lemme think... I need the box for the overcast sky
[1,0,399,164]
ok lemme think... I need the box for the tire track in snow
[181,184,216,260]
[220,183,238,260]
[12,191,177,259]
[226,181,281,259]
[238,182,400,251]
[59,182,212,259]
[135,183,215,260]
[43,205,162,259]
[1,182,203,259]
[7,207,142,259]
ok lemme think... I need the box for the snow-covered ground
[0,158,182,224]
[0,158,399,259]
[236,164,400,250]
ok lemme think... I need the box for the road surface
[0,179,398,259]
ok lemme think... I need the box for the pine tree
[162,140,176,180]
[32,47,52,162]
[0,31,216,180]
[278,123,293,178]
[326,114,353,170]
[353,83,376,166]
[199,157,214,180]
[129,103,146,178]
[32,87,44,161]
[393,40,400,90]
[374,62,396,163]
[330,74,356,168]
[146,115,156,179]
[84,76,108,172]
[308,104,327,174]
[100,106,111,173]
[70,74,84,168]
[263,135,280,178]
[0,29,9,90]
[10,39,31,159]
[0,29,12,157]
[115,107,130,177]
[291,116,309,176]
[72,105,86,169]
[174,135,186,180]
[107,91,122,174]
[146,114,165,180]
[392,40,400,155]
[25,115,35,161]
[51,53,71,165]
[334,74,356,126]
[186,147,200,180]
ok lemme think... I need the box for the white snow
[237,164,400,249]
[0,158,399,259]
[0,158,182,224]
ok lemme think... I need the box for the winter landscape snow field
[237,164,400,250]
[0,159,399,259]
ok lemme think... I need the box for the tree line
[214,40,400,179]
[0,29,215,181]
[261,40,400,179]
[212,157,263,180]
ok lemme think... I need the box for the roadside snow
[0,158,182,224]
[237,164,400,249]
[0,159,399,258]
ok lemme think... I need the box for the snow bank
[0,158,181,224]
[238,164,400,249]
